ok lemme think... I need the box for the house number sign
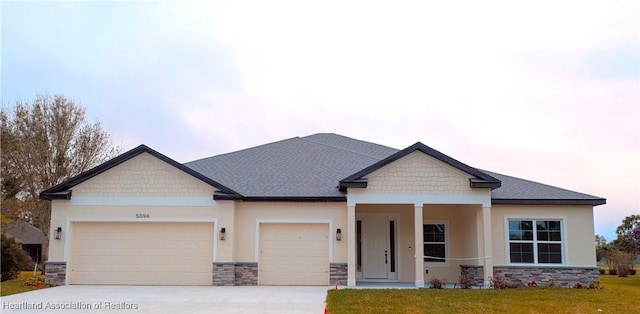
[135,214,150,218]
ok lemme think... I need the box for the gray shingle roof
[185,133,605,205]
[5,221,45,245]
[483,170,605,205]
[185,134,398,198]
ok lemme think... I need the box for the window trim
[423,220,450,267]
[504,216,567,266]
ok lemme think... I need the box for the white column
[482,206,493,288]
[347,205,357,287]
[414,204,424,287]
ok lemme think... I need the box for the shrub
[18,272,54,288]
[429,277,445,289]
[459,272,474,289]
[629,269,637,276]
[547,280,557,288]
[1,234,32,281]
[598,268,606,275]
[573,282,583,289]
[617,267,630,277]
[608,269,617,276]
[527,280,538,288]
[586,281,601,289]
[490,275,517,289]
[606,250,636,277]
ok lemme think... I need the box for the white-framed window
[423,222,447,263]
[508,219,563,264]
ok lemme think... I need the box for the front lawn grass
[326,275,639,314]
[0,278,38,296]
[0,272,52,297]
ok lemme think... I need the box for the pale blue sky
[2,1,638,241]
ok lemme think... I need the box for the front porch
[345,203,493,288]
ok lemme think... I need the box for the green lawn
[0,278,38,296]
[326,275,639,314]
[0,272,51,297]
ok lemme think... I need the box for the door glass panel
[389,221,395,272]
[356,220,362,272]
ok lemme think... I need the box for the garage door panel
[70,222,213,285]
[259,223,329,286]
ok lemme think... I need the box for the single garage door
[258,223,329,285]
[70,221,214,285]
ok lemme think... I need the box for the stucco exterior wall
[233,202,347,263]
[72,153,215,197]
[48,152,229,263]
[352,204,482,283]
[365,151,473,194]
[48,201,234,262]
[491,205,597,267]
[355,204,415,282]
[422,204,482,283]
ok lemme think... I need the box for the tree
[1,233,33,281]
[612,214,640,254]
[1,95,119,258]
[595,234,610,262]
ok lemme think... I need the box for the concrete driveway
[0,285,329,313]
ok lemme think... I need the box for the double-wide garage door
[70,222,213,285]
[259,223,329,285]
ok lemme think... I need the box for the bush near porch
[325,274,639,313]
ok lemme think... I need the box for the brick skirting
[460,265,599,288]
[45,261,66,286]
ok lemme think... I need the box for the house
[5,221,45,264]
[40,133,605,287]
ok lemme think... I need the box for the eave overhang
[470,178,501,189]
[39,190,72,200]
[491,198,607,206]
[213,191,346,202]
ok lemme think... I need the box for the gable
[40,144,239,200]
[72,152,215,197]
[340,142,501,193]
[364,151,476,194]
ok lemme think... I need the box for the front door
[358,213,398,280]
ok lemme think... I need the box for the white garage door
[70,221,214,285]
[259,223,329,285]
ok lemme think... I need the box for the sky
[1,1,638,241]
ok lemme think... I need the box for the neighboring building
[5,221,45,264]
[40,133,605,287]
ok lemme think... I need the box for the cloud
[2,0,638,240]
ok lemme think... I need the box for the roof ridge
[301,133,396,160]
[186,136,301,164]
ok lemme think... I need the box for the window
[508,219,562,264]
[423,223,446,263]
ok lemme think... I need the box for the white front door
[359,213,398,280]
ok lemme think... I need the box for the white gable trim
[347,193,491,207]
[66,196,216,207]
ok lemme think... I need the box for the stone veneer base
[330,263,348,286]
[461,265,599,288]
[212,262,258,286]
[45,261,67,286]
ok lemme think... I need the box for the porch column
[414,204,424,287]
[482,206,493,288]
[347,205,356,287]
